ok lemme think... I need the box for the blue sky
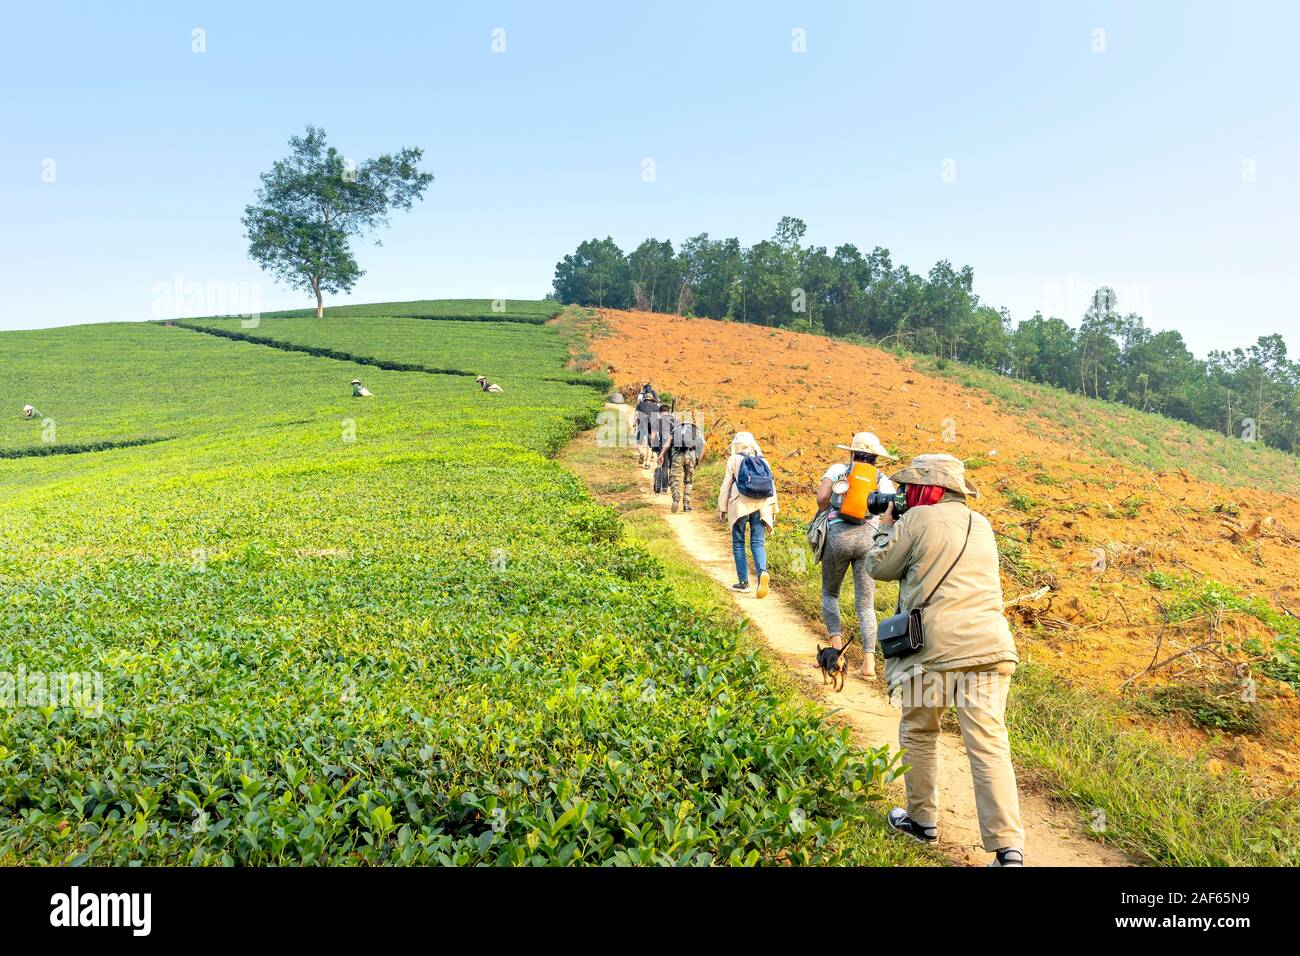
[1,1,1296,355]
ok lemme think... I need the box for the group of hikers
[627,381,1025,868]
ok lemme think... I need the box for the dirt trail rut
[618,410,1130,867]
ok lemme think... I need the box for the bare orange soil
[589,309,1300,786]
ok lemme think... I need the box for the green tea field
[0,302,906,866]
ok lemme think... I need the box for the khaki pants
[669,453,696,508]
[897,662,1023,852]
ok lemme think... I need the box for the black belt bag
[878,513,973,660]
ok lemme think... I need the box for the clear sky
[2,1,1296,355]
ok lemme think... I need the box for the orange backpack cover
[837,460,879,524]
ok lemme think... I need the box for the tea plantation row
[182,312,608,390]
[261,298,559,323]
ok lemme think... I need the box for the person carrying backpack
[649,402,675,461]
[659,412,706,513]
[815,431,897,679]
[650,403,677,494]
[633,392,659,467]
[717,431,778,598]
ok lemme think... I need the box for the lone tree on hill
[243,126,433,318]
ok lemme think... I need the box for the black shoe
[886,808,937,843]
[731,582,750,593]
[683,504,692,512]
[989,848,1024,867]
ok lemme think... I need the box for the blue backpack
[735,453,774,499]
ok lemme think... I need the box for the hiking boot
[886,808,937,844]
[755,571,770,599]
[683,504,692,512]
[989,848,1024,867]
[671,500,679,513]
[731,582,750,593]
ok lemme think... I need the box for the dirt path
[616,408,1130,867]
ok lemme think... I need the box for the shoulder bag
[878,512,973,660]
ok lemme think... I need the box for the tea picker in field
[350,379,373,397]
[21,403,40,419]
[815,432,897,679]
[717,431,778,597]
[658,411,706,513]
[475,375,504,393]
[864,453,1024,867]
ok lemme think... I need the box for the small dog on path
[816,644,848,692]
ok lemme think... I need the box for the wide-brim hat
[729,431,762,456]
[350,379,362,385]
[889,453,979,498]
[835,431,896,460]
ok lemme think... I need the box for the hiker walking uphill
[659,413,706,513]
[633,390,659,468]
[649,402,676,492]
[815,432,897,679]
[717,432,778,598]
[864,453,1025,868]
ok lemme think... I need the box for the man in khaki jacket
[864,453,1025,867]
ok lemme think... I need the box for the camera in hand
[867,489,908,518]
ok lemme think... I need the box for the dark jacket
[633,400,657,442]
[650,412,676,450]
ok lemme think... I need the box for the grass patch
[1145,572,1300,689]
[1134,683,1269,735]
[1008,663,1299,865]
[1003,487,1038,512]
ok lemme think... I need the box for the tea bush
[0,305,896,865]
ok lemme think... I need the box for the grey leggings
[820,519,879,654]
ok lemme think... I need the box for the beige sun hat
[834,431,896,460]
[350,379,363,385]
[889,453,980,498]
[729,431,763,456]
